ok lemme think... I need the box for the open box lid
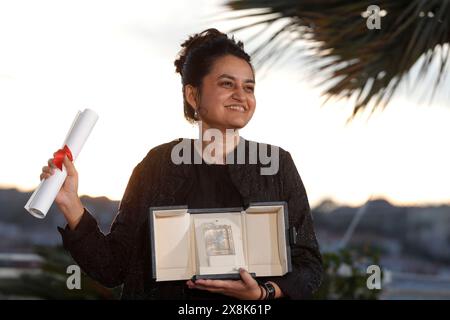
[149,202,293,282]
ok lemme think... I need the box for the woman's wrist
[257,285,267,300]
[61,197,85,230]
[258,281,283,300]
[270,281,284,299]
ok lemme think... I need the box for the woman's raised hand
[40,155,84,229]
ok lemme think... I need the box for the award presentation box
[149,202,296,281]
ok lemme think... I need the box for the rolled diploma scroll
[24,108,99,219]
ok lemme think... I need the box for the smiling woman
[175,28,256,134]
[40,28,323,300]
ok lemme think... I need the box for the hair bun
[174,28,227,75]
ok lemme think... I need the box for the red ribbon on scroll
[52,145,73,171]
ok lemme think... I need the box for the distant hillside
[1,188,450,264]
[0,188,119,251]
[313,198,450,263]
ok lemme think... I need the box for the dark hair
[174,28,253,123]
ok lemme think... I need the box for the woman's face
[189,54,256,131]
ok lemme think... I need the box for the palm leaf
[224,0,450,118]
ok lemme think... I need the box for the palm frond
[225,0,450,118]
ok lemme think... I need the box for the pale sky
[1,0,450,207]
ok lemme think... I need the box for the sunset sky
[1,0,450,208]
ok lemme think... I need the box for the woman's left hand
[186,268,262,300]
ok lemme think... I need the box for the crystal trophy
[202,223,235,256]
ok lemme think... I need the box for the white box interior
[151,204,289,281]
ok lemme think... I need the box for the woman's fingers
[239,268,256,285]
[44,156,77,176]
[41,165,54,181]
[42,165,54,174]
[192,285,223,294]
[48,158,56,168]
[40,172,51,180]
[63,155,77,176]
[195,279,231,289]
[40,157,58,181]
